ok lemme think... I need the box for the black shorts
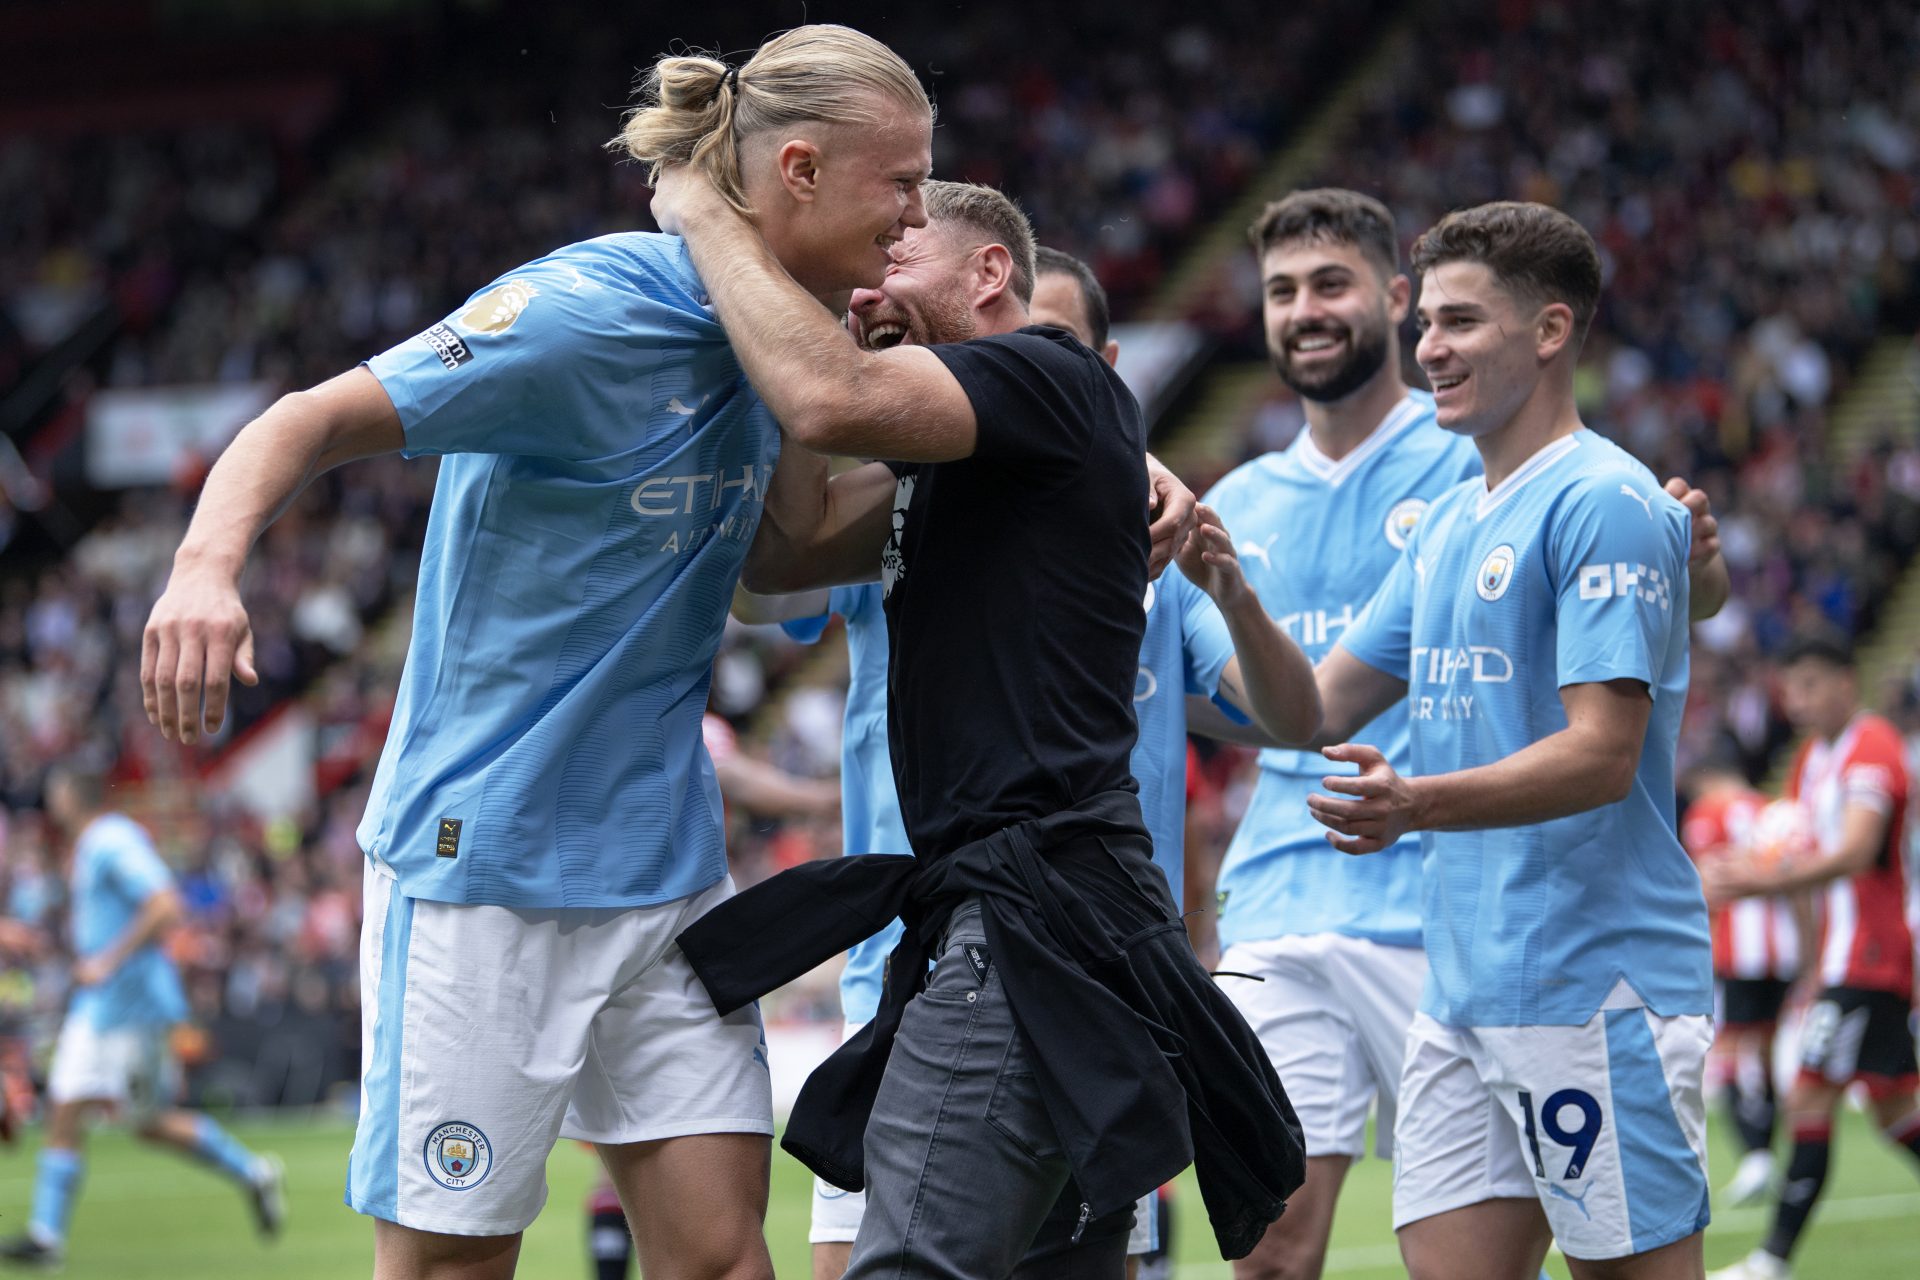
[1716,976,1792,1029]
[1796,986,1920,1098]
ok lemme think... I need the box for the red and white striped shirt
[1682,788,1800,981]
[1789,713,1913,996]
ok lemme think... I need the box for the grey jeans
[844,899,1133,1280]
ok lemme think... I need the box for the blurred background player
[1680,749,1812,1207]
[137,25,934,1280]
[1705,631,1920,1280]
[733,237,1309,1279]
[0,765,283,1269]
[1194,189,1729,1280]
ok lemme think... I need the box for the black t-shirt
[881,325,1149,858]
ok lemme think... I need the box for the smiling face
[1413,260,1552,438]
[756,98,934,297]
[1261,237,1404,404]
[847,222,984,350]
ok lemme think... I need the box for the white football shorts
[1217,933,1427,1160]
[47,1017,175,1121]
[347,865,772,1236]
[1392,1005,1712,1260]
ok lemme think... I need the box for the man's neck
[1474,381,1583,490]
[1302,368,1409,463]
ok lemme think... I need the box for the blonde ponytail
[613,24,931,216]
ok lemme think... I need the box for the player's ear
[1101,339,1120,368]
[1536,301,1575,363]
[773,138,822,204]
[1386,273,1413,325]
[975,243,1014,308]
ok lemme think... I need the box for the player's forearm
[742,452,892,592]
[714,756,839,820]
[101,892,183,973]
[676,213,886,451]
[1688,553,1730,622]
[175,371,399,580]
[1217,593,1320,746]
[741,429,835,592]
[1406,724,1638,833]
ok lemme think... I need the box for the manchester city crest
[1384,497,1429,550]
[424,1120,494,1191]
[1476,544,1518,602]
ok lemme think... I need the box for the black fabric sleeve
[929,328,1099,472]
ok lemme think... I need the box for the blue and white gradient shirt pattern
[1340,429,1710,1027]
[1204,393,1479,949]
[358,233,779,907]
[783,584,909,1025]
[69,814,189,1030]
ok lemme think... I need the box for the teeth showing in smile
[1433,374,1467,390]
[864,322,908,350]
[1292,335,1340,352]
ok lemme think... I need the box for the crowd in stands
[1,0,1918,1081]
[1191,0,1920,781]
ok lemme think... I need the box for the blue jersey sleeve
[367,258,703,462]
[778,586,864,645]
[1166,567,1240,711]
[1550,476,1689,689]
[838,920,902,1027]
[103,836,173,907]
[1338,540,1417,680]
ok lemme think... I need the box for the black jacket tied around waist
[674,789,1306,1261]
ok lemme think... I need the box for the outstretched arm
[143,368,403,744]
[1177,504,1320,745]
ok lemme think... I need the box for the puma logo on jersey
[668,396,704,416]
[1619,484,1655,519]
[1239,533,1280,571]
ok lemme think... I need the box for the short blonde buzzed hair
[921,180,1037,304]
[613,24,931,216]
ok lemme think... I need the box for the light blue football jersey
[794,572,1235,1023]
[1204,393,1480,949]
[1341,428,1711,1027]
[68,814,188,1030]
[1133,566,1238,904]
[783,584,909,1025]
[358,233,779,907]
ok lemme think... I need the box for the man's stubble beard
[1270,313,1391,405]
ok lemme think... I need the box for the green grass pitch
[0,1109,1910,1276]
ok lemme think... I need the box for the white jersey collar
[1294,394,1425,488]
[1475,431,1582,519]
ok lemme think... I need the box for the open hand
[141,563,258,745]
[1175,504,1251,607]
[1306,743,1417,854]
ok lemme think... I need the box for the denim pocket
[985,1048,1064,1162]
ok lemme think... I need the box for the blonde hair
[613,24,931,215]
[922,181,1037,304]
